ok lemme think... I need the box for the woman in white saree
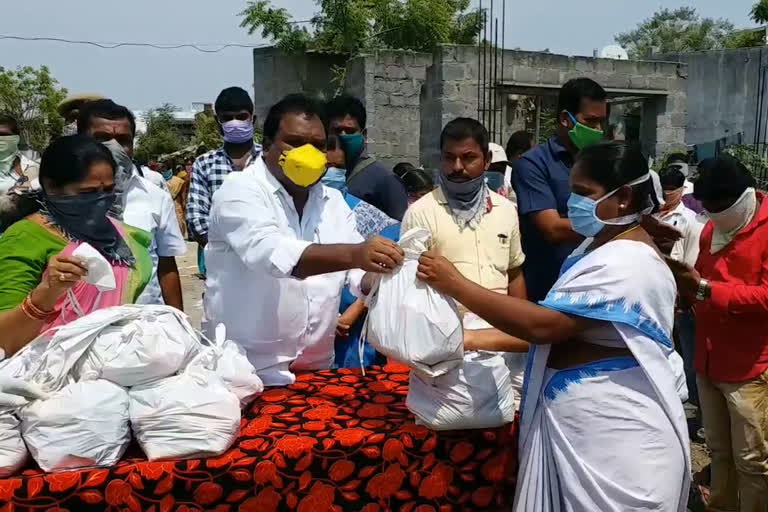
[416,141,690,512]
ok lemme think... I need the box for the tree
[752,0,768,24]
[0,66,67,151]
[134,104,185,162]
[615,7,734,58]
[193,111,223,152]
[239,0,483,54]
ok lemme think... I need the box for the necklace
[609,223,642,243]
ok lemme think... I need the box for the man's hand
[641,216,683,250]
[336,320,351,339]
[416,250,465,297]
[352,236,404,273]
[665,256,702,298]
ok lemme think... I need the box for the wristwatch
[695,279,711,301]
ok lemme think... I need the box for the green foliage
[615,7,735,58]
[724,144,768,188]
[239,0,483,54]
[193,111,223,152]
[134,104,185,162]
[752,0,768,24]
[724,29,765,49]
[0,65,67,151]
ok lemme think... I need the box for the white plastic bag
[211,324,263,408]
[75,307,199,387]
[0,413,27,477]
[129,357,240,461]
[367,228,463,377]
[406,351,517,430]
[21,380,130,472]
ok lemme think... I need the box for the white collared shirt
[204,157,364,386]
[658,201,705,267]
[122,170,187,304]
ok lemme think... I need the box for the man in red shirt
[668,155,768,512]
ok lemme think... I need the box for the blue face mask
[567,173,654,237]
[161,170,173,181]
[321,166,347,192]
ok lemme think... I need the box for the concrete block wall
[352,50,432,168]
[655,48,768,146]
[252,48,345,129]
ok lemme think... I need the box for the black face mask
[41,190,134,265]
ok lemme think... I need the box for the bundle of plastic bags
[405,313,520,430]
[367,228,464,377]
[0,305,262,473]
[406,350,518,430]
[0,413,27,477]
[22,380,130,472]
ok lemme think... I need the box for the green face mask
[0,135,20,176]
[338,133,365,163]
[567,112,603,150]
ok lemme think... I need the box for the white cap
[489,143,510,165]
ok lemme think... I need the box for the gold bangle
[21,295,53,321]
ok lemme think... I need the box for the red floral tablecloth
[0,363,518,512]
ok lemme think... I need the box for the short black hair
[325,94,367,130]
[665,153,688,165]
[557,78,607,116]
[40,135,116,190]
[575,141,659,214]
[394,163,434,195]
[660,169,686,190]
[215,87,254,115]
[263,93,326,142]
[694,155,756,203]
[440,117,489,156]
[506,130,534,158]
[0,114,19,135]
[77,99,136,137]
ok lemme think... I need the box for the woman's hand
[416,250,465,297]
[34,254,88,310]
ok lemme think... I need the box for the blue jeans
[675,309,698,406]
[197,245,206,276]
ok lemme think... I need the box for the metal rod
[489,0,494,134]
[477,0,482,121]
[501,0,506,141]
[483,8,488,127]
[535,96,542,142]
[494,18,499,141]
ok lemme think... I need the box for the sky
[0,0,758,110]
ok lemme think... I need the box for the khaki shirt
[401,187,525,315]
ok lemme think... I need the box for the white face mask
[706,187,757,253]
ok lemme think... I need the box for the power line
[0,34,276,53]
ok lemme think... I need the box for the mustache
[446,171,472,182]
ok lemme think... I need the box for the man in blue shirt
[512,78,607,301]
[325,95,409,221]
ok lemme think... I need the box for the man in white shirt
[205,94,404,386]
[658,167,705,408]
[79,99,186,309]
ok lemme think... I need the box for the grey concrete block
[670,112,687,128]
[442,64,467,81]
[629,75,649,88]
[573,57,594,72]
[374,91,390,106]
[512,66,540,83]
[596,59,615,74]
[613,59,636,75]
[540,68,560,85]
[647,77,669,91]
[635,61,657,76]
[407,66,427,81]
[598,74,632,88]
[386,65,407,79]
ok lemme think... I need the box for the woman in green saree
[0,135,152,356]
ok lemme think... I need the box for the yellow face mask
[278,144,328,188]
